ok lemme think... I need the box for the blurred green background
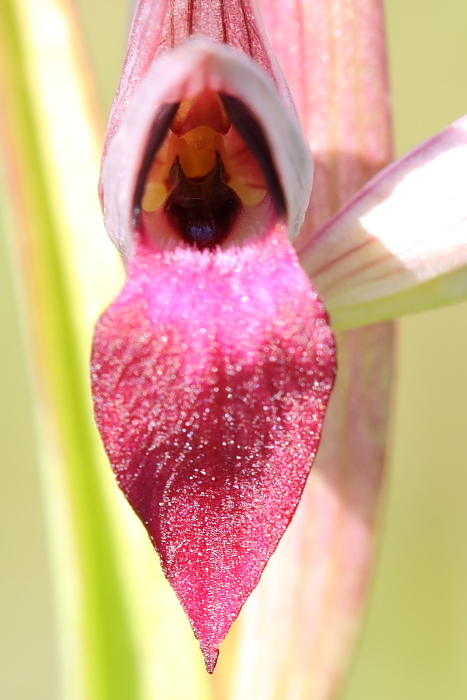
[1,0,466,697]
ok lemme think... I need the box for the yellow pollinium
[141,181,168,212]
[178,126,220,179]
[141,139,172,212]
[222,127,267,206]
[141,93,269,214]
[228,176,267,207]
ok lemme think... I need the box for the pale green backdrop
[1,0,466,698]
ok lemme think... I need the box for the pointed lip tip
[202,645,220,674]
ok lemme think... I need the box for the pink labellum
[91,228,336,670]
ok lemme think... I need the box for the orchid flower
[2,0,467,697]
[89,0,467,685]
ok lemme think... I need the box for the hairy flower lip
[91,225,337,672]
[101,37,312,258]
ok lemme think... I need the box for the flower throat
[133,91,286,249]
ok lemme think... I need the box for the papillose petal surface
[91,228,336,670]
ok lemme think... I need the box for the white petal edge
[101,37,312,257]
[297,115,467,328]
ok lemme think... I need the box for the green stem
[0,2,142,698]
